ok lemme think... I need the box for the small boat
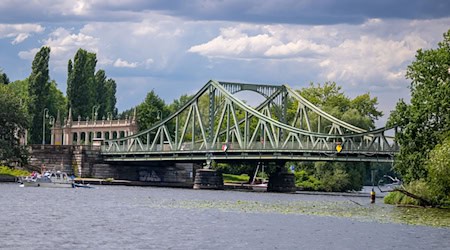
[251,183,268,192]
[72,182,94,189]
[19,171,74,188]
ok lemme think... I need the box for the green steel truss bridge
[101,80,398,163]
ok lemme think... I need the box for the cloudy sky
[1,0,449,126]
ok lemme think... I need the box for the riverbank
[72,177,383,198]
[1,176,382,198]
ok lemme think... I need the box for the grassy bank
[0,166,29,177]
[223,174,250,183]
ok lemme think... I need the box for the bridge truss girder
[102,80,398,162]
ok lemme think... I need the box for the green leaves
[0,84,29,165]
[67,49,117,120]
[295,81,382,130]
[28,46,51,144]
[390,30,450,183]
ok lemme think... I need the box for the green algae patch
[164,199,450,228]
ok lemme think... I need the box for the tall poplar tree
[67,49,97,119]
[104,78,117,117]
[67,49,117,120]
[94,69,107,118]
[28,46,51,144]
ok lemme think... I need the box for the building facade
[51,108,138,145]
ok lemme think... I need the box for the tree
[0,84,29,166]
[0,69,10,85]
[388,30,450,182]
[104,78,117,117]
[28,47,51,144]
[291,81,383,191]
[168,94,192,113]
[427,136,450,204]
[67,49,97,119]
[67,49,117,120]
[297,82,382,130]
[137,90,168,131]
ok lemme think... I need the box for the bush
[294,170,322,191]
[384,180,438,206]
[0,166,30,177]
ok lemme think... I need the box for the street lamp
[92,105,100,121]
[48,115,54,144]
[42,108,49,144]
[156,110,162,120]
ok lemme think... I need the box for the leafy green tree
[427,136,450,204]
[94,69,107,118]
[388,30,450,182]
[67,49,116,120]
[289,82,383,191]
[137,90,168,131]
[104,78,117,117]
[0,84,29,165]
[67,49,97,119]
[8,79,30,111]
[351,93,383,127]
[28,46,51,144]
[297,82,382,130]
[48,80,68,119]
[168,94,192,113]
[0,69,10,85]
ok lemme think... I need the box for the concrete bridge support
[193,169,224,190]
[267,165,296,193]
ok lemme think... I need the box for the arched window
[72,133,78,144]
[80,132,86,144]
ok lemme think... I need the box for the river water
[1,183,449,250]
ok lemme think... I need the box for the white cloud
[113,58,138,68]
[0,23,44,44]
[188,18,449,91]
[320,35,428,88]
[18,27,100,71]
[188,25,332,59]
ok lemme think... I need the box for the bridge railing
[101,139,398,154]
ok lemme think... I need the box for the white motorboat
[19,171,74,188]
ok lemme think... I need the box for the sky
[1,0,450,127]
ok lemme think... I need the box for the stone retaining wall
[27,145,199,184]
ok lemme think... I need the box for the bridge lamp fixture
[92,105,100,121]
[42,108,54,145]
[155,110,162,120]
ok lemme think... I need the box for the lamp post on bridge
[155,110,162,121]
[42,108,54,145]
[92,105,100,122]
[42,108,48,145]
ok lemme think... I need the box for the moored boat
[19,171,74,188]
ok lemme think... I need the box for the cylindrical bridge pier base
[193,169,224,190]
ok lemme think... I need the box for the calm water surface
[1,183,449,250]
